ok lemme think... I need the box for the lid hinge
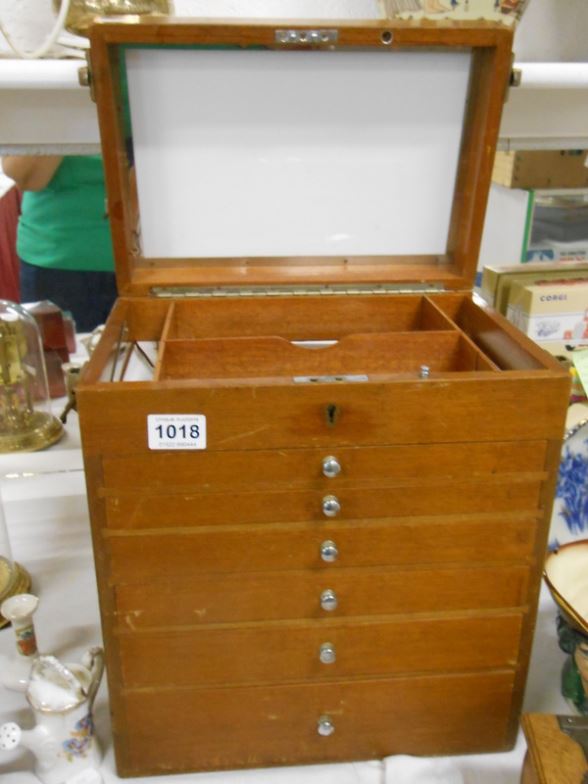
[150,283,447,299]
[78,51,95,103]
[505,53,521,104]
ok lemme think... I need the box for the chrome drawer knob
[319,643,336,664]
[322,495,341,518]
[320,589,338,612]
[317,715,335,736]
[322,456,341,478]
[320,540,339,563]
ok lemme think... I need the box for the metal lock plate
[275,29,338,46]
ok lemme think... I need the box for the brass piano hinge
[150,283,446,299]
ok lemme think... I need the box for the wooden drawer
[116,671,516,775]
[103,478,543,529]
[79,375,569,457]
[101,441,548,492]
[114,564,531,627]
[105,513,538,583]
[116,612,523,688]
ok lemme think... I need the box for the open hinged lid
[88,18,513,297]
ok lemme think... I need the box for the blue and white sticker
[147,414,207,450]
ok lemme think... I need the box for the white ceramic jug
[0,647,104,784]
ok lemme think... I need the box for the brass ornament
[53,0,172,36]
[0,559,32,629]
[0,306,63,453]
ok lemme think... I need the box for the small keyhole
[325,403,339,427]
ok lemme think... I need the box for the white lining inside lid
[126,47,472,259]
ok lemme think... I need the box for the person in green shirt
[2,155,117,332]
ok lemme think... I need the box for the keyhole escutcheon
[325,403,339,427]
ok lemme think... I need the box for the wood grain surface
[100,441,548,491]
[114,564,530,627]
[103,479,543,528]
[115,612,524,688]
[77,374,569,455]
[522,714,588,784]
[157,331,481,381]
[103,513,539,582]
[118,671,517,775]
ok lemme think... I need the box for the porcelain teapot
[0,647,104,784]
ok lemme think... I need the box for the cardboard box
[507,277,588,345]
[383,0,530,24]
[480,262,588,314]
[526,241,588,263]
[493,150,588,190]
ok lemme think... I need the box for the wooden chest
[77,18,570,777]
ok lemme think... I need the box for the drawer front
[117,671,516,775]
[114,564,530,627]
[105,514,538,583]
[101,441,547,492]
[116,613,523,688]
[104,480,542,529]
[79,374,570,455]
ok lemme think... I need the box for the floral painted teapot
[0,647,104,784]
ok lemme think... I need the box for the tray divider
[424,296,500,371]
[158,330,464,381]
[169,295,429,340]
[455,335,499,372]
[152,302,176,382]
[458,298,561,371]
[420,298,462,332]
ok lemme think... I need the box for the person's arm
[2,156,62,191]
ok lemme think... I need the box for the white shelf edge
[0,58,85,89]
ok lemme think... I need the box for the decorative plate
[544,541,588,635]
[550,418,588,550]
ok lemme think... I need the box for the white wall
[172,0,381,17]
[515,0,588,62]
[2,0,586,61]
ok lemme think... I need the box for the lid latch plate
[275,29,338,45]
